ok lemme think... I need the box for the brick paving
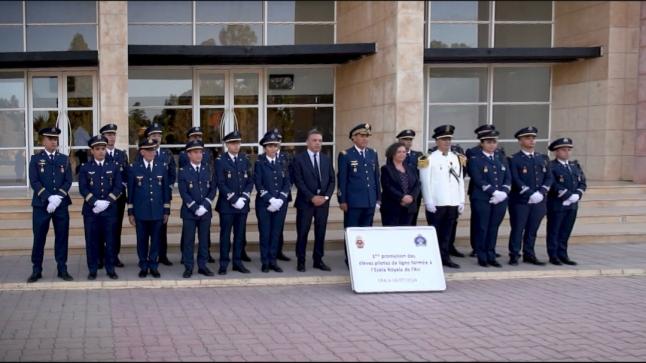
[1,276,646,361]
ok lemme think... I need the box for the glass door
[196,69,262,159]
[28,71,97,182]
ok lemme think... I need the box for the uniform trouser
[426,206,459,263]
[469,205,477,252]
[219,212,246,269]
[84,214,117,274]
[31,206,69,274]
[295,204,329,263]
[381,206,415,226]
[181,216,211,271]
[508,201,546,259]
[97,194,126,264]
[135,219,162,270]
[546,207,578,259]
[158,222,169,260]
[471,199,507,264]
[449,218,459,252]
[239,213,249,255]
[256,205,288,266]
[343,207,375,261]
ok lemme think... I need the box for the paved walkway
[1,242,645,290]
[1,276,645,361]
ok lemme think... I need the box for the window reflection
[0,149,27,186]
[27,26,97,51]
[197,24,262,46]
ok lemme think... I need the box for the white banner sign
[345,226,446,293]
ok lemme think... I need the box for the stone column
[98,1,129,151]
[335,1,425,156]
[552,1,639,181]
[635,2,646,183]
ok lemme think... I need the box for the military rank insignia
[523,166,528,174]
[38,160,46,173]
[484,166,488,173]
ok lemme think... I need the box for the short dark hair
[385,142,407,164]
[306,129,322,140]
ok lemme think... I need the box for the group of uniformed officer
[27,120,586,282]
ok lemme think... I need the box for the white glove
[375,202,381,211]
[562,200,572,207]
[94,200,110,213]
[269,197,283,210]
[267,204,279,212]
[46,202,57,214]
[92,206,101,214]
[48,195,63,208]
[528,191,544,204]
[195,205,208,217]
[458,203,465,214]
[567,194,580,204]
[492,191,508,204]
[233,198,246,210]
[425,202,436,213]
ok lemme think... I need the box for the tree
[219,24,258,46]
[69,33,89,51]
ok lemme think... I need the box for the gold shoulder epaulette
[458,154,466,167]
[417,154,430,169]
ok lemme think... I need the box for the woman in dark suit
[380,142,420,226]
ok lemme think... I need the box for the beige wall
[552,1,640,181]
[335,1,425,158]
[98,1,129,151]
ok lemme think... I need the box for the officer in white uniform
[419,125,466,268]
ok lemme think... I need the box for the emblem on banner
[414,235,427,247]
[355,236,365,249]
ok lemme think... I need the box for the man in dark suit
[292,129,335,272]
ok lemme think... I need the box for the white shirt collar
[45,150,56,158]
[228,152,237,161]
[267,155,276,163]
[558,159,569,166]
[521,149,534,157]
[307,149,318,158]
[144,160,152,168]
[482,150,494,158]
[191,162,200,171]
[96,160,104,167]
[354,145,366,154]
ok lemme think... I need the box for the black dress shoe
[560,257,577,266]
[442,261,461,269]
[158,257,173,266]
[198,267,215,277]
[232,264,250,274]
[269,264,283,273]
[218,267,227,275]
[313,261,331,271]
[449,249,465,258]
[297,261,306,272]
[183,269,192,278]
[87,272,97,280]
[276,252,291,262]
[469,250,477,258]
[523,256,546,266]
[107,272,119,280]
[207,255,216,263]
[488,260,502,268]
[549,257,563,266]
[138,269,148,278]
[261,264,270,273]
[478,261,489,267]
[115,259,125,268]
[57,271,73,281]
[149,269,161,278]
[241,251,252,262]
[27,272,42,283]
[509,257,519,266]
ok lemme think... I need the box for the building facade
[0,1,644,189]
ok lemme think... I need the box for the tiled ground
[1,276,645,361]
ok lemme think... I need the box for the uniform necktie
[147,163,152,173]
[196,166,200,174]
[313,153,322,190]
[489,155,494,162]
[49,154,54,162]
[360,150,365,159]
